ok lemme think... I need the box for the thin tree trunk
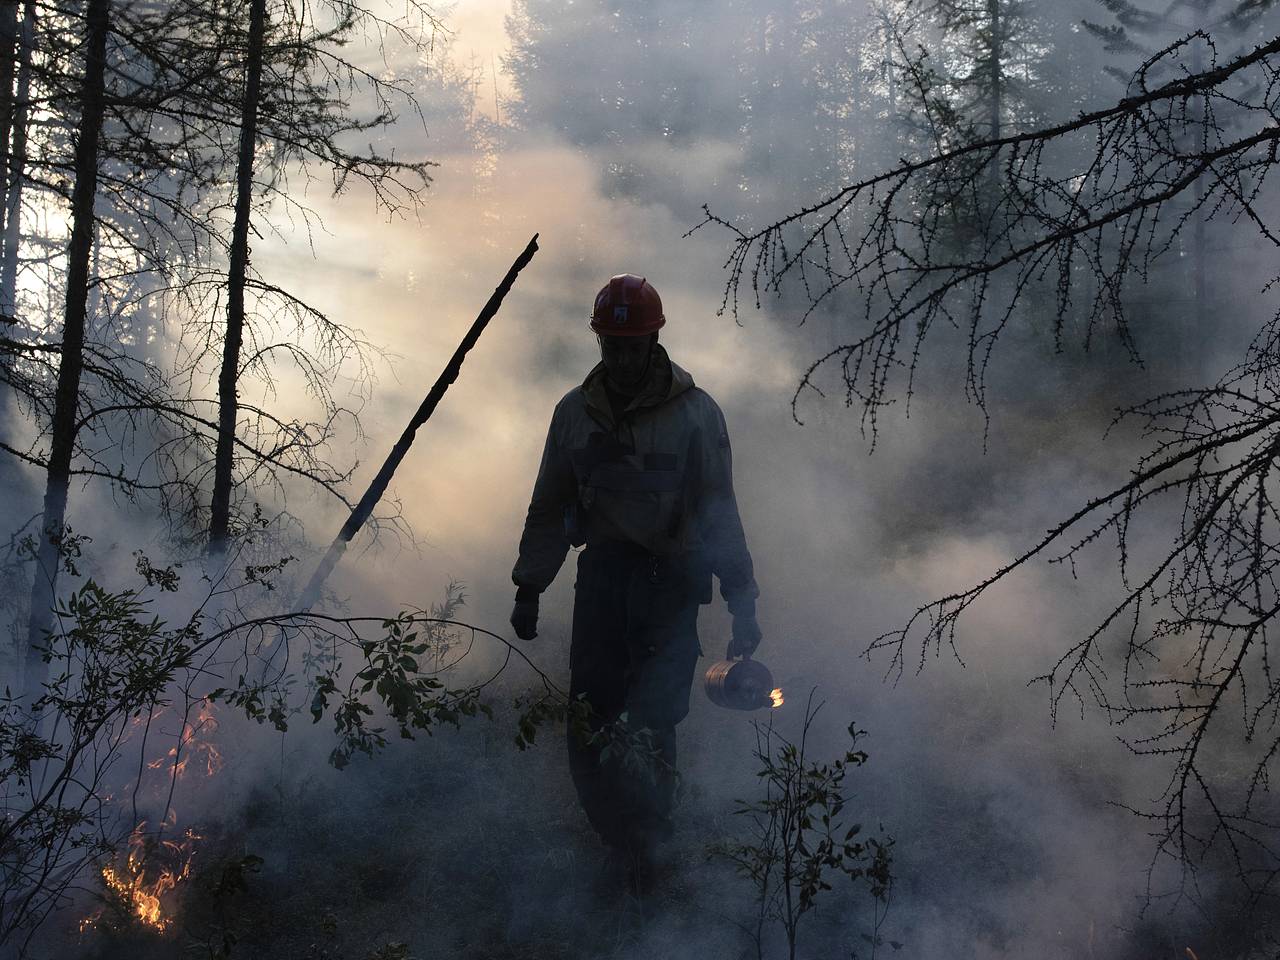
[25,0,111,703]
[297,234,540,610]
[208,0,266,555]
[0,0,31,469]
[884,21,895,118]
[987,0,1001,141]
[986,0,1002,210]
[1192,41,1208,368]
[1193,177,1206,354]
[0,1,27,695]
[0,0,19,244]
[1,0,32,318]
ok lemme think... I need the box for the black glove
[726,613,762,660]
[510,598,539,641]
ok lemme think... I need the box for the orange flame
[81,702,223,937]
[770,688,784,708]
[82,820,200,935]
[99,863,172,932]
[146,702,224,780]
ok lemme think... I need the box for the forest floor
[39,674,1280,960]
[56,700,773,960]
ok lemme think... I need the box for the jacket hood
[581,343,694,425]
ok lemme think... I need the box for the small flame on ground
[81,703,224,937]
[770,687,784,708]
[98,863,173,932]
[81,826,199,935]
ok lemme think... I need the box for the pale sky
[447,0,515,119]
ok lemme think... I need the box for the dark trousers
[567,543,702,850]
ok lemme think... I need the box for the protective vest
[513,345,758,609]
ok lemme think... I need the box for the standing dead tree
[8,0,451,691]
[197,0,446,553]
[207,0,268,555]
[701,32,1280,903]
[25,0,111,704]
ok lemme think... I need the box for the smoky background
[13,0,1278,957]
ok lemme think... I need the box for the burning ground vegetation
[46,685,1277,960]
[41,655,905,960]
[3,560,1274,960]
[11,571,1271,960]
[6,584,1269,960]
[76,704,223,940]
[8,561,895,960]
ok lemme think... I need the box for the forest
[2,0,1280,957]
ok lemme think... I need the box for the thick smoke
[26,0,1280,957]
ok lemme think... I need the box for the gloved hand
[726,613,762,660]
[510,598,539,641]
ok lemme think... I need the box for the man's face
[598,334,654,390]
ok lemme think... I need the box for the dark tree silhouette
[1083,0,1278,365]
[6,0,448,691]
[197,0,444,553]
[207,0,267,555]
[25,0,110,703]
[701,32,1280,435]
[704,31,1280,901]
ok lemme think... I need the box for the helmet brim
[589,316,665,336]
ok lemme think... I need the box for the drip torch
[704,656,783,711]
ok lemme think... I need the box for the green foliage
[512,692,662,784]
[1,550,516,950]
[715,695,894,960]
[134,550,181,592]
[44,578,200,720]
[0,697,58,786]
[211,677,292,733]
[242,555,295,592]
[424,580,467,653]
[0,558,204,946]
[19,526,91,577]
[513,691,566,751]
[308,612,493,769]
[210,604,496,770]
[590,710,669,785]
[513,690,596,752]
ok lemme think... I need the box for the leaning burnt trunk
[297,234,540,610]
[208,0,266,555]
[25,0,110,702]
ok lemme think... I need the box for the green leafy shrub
[715,692,895,960]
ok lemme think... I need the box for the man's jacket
[513,345,758,611]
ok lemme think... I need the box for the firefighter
[509,273,761,857]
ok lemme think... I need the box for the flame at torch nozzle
[770,688,784,708]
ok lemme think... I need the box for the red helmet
[590,274,665,336]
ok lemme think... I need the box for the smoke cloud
[23,0,1280,957]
